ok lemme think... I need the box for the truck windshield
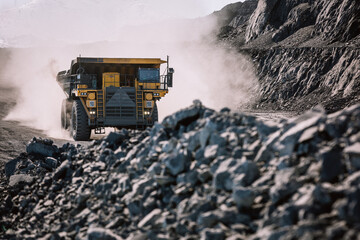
[138,68,160,83]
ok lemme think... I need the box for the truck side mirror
[167,68,174,87]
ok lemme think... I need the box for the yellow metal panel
[77,90,88,97]
[79,97,91,118]
[158,90,168,97]
[138,82,160,89]
[143,89,168,97]
[78,84,88,89]
[88,92,96,100]
[103,72,120,88]
[101,58,166,65]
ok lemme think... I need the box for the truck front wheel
[70,100,91,141]
[152,103,158,123]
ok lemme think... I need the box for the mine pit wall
[242,47,360,113]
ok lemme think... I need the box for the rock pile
[1,100,360,239]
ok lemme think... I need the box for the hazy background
[0,0,259,138]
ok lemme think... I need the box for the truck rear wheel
[61,99,71,130]
[70,100,91,141]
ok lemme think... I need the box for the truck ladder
[96,90,105,134]
[136,90,144,122]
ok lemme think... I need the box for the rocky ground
[1,100,359,239]
[1,0,359,239]
[216,0,360,113]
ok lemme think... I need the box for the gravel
[1,100,359,239]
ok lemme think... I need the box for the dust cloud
[2,1,258,139]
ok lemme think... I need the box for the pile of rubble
[1,100,360,239]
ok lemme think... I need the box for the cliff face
[217,0,360,113]
[250,47,360,112]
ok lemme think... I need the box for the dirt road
[0,86,74,165]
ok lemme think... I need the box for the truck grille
[105,87,136,118]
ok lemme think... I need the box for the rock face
[214,0,258,45]
[217,0,360,113]
[245,0,360,43]
[249,47,360,112]
[1,101,360,239]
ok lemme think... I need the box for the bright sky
[0,0,244,45]
[0,0,241,17]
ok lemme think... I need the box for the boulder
[87,226,123,240]
[26,137,59,157]
[8,174,34,188]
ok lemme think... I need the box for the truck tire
[61,99,71,130]
[152,103,158,123]
[70,100,91,141]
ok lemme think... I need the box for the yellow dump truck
[57,56,174,141]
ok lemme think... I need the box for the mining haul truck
[57,57,174,141]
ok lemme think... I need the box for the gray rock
[344,171,360,187]
[187,131,201,152]
[204,145,219,160]
[197,166,213,183]
[53,160,71,180]
[274,111,324,157]
[45,157,58,169]
[5,158,20,177]
[197,211,220,228]
[344,143,360,171]
[319,146,343,182]
[232,187,255,209]
[200,228,225,240]
[162,138,178,153]
[270,168,300,204]
[213,158,259,191]
[209,133,227,147]
[148,162,162,176]
[298,126,318,143]
[213,169,233,191]
[200,119,218,149]
[138,208,162,228]
[153,175,176,185]
[87,226,123,240]
[163,149,191,176]
[162,100,203,129]
[105,131,126,146]
[26,137,59,157]
[343,187,360,223]
[325,221,347,240]
[9,174,34,187]
[245,0,279,42]
[177,170,198,186]
[256,120,280,140]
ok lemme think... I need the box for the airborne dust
[1,0,258,139]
